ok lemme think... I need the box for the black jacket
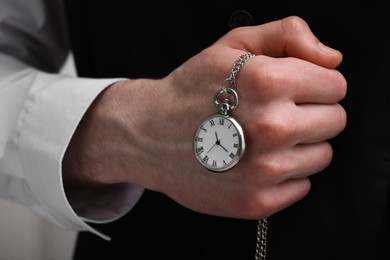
[64,1,390,259]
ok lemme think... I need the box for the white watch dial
[193,114,245,172]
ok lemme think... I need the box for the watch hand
[219,143,228,153]
[214,131,222,146]
[207,143,217,154]
[207,132,221,154]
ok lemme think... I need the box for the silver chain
[215,52,255,115]
[216,53,269,259]
[255,218,268,260]
[226,53,268,260]
[222,52,255,90]
[225,54,269,260]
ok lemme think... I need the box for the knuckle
[308,142,334,173]
[255,154,291,178]
[253,111,297,147]
[280,16,308,34]
[251,60,290,97]
[253,191,277,217]
[235,191,275,218]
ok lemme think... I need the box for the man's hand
[63,16,347,220]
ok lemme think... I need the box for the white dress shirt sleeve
[0,0,144,240]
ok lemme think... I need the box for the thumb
[216,16,342,69]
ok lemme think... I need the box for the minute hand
[219,142,229,153]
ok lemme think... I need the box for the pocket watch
[193,52,254,172]
[193,89,245,172]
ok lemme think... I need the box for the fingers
[224,177,311,219]
[217,16,343,69]
[243,102,346,152]
[259,178,311,216]
[235,46,347,149]
[239,55,347,105]
[294,103,347,144]
[235,142,332,218]
[229,148,327,218]
[255,142,333,178]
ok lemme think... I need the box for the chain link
[222,52,255,89]
[255,218,268,260]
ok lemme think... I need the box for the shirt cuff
[17,72,143,240]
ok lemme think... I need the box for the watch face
[193,114,245,172]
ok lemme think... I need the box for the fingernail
[318,42,340,55]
